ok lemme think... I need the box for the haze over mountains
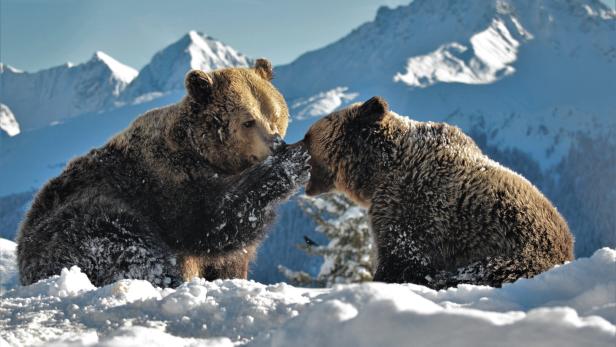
[0,0,614,281]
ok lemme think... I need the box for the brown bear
[303,96,574,289]
[17,59,310,287]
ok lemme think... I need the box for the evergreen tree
[279,193,374,287]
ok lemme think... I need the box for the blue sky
[1,0,614,72]
[1,0,412,71]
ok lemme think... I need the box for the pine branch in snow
[280,193,375,287]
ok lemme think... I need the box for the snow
[47,267,96,298]
[0,90,184,196]
[1,238,614,346]
[0,103,20,137]
[187,31,249,71]
[290,87,358,120]
[0,238,18,295]
[394,18,523,88]
[120,31,251,102]
[92,51,138,85]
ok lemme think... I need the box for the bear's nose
[270,134,285,151]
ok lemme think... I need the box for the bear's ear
[254,58,273,81]
[185,70,214,104]
[357,96,388,124]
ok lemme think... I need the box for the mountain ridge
[0,51,137,131]
[0,31,252,131]
[0,104,20,137]
[120,30,252,103]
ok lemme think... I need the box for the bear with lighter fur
[17,59,310,287]
[303,96,573,289]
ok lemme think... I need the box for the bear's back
[21,146,149,233]
[381,120,572,267]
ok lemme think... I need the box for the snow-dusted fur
[17,60,310,287]
[304,97,573,289]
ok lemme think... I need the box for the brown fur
[110,61,288,177]
[109,62,289,280]
[17,60,310,287]
[303,97,574,289]
[181,245,257,281]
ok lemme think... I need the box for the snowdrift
[0,238,614,346]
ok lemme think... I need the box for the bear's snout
[270,134,285,151]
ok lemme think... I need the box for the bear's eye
[243,120,256,128]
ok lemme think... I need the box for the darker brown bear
[304,97,574,289]
[17,59,310,287]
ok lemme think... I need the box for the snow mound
[0,103,20,137]
[0,238,18,295]
[0,238,614,347]
[47,266,96,298]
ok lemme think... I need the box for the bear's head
[181,59,289,173]
[303,96,391,206]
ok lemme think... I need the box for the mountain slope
[277,0,615,100]
[0,52,137,131]
[0,104,20,137]
[0,92,183,197]
[121,31,252,102]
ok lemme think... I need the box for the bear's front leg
[373,248,446,287]
[203,143,310,255]
[371,221,446,287]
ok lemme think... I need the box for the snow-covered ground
[1,238,614,347]
[0,239,18,295]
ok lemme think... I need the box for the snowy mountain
[290,87,359,121]
[0,52,137,131]
[120,31,252,102]
[0,238,614,346]
[0,32,250,132]
[0,104,20,137]
[0,91,184,197]
[275,0,616,256]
